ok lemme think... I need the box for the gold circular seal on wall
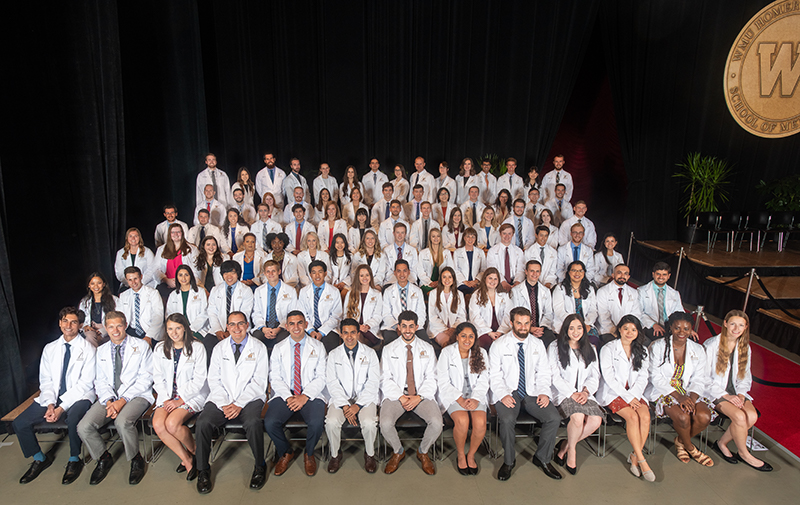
[724,0,800,138]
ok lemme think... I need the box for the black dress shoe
[90,452,114,485]
[62,460,83,485]
[186,455,198,481]
[497,460,515,481]
[468,464,478,476]
[457,465,470,476]
[565,464,577,475]
[553,439,567,466]
[735,453,773,472]
[532,457,563,480]
[197,470,212,494]
[176,461,187,473]
[20,456,52,484]
[712,441,739,465]
[250,464,267,490]
[129,453,146,485]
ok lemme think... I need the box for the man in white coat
[381,260,428,344]
[556,223,594,282]
[497,157,525,201]
[298,260,343,352]
[187,208,223,247]
[490,307,562,482]
[370,182,396,229]
[195,311,269,494]
[545,184,574,226]
[380,310,441,475]
[281,157,311,206]
[154,204,190,249]
[313,162,339,204]
[596,264,644,345]
[195,153,233,208]
[251,202,283,251]
[265,311,328,477]
[475,159,497,206]
[14,307,96,485]
[504,199,536,250]
[194,184,227,228]
[540,155,574,204]
[408,201,439,251]
[206,261,254,356]
[524,226,558,288]
[408,156,436,204]
[255,152,286,208]
[558,201,597,248]
[508,260,556,349]
[77,311,153,486]
[252,259,296,352]
[283,186,315,224]
[363,158,390,206]
[118,266,164,346]
[378,200,410,249]
[637,262,686,340]
[382,221,418,284]
[486,224,525,292]
[324,318,381,474]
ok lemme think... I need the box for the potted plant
[673,152,733,243]
[757,175,800,211]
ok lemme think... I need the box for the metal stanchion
[673,247,684,289]
[693,305,706,334]
[743,268,756,312]
[627,232,634,264]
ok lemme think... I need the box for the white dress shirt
[595,282,643,335]
[381,282,426,331]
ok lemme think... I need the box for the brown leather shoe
[417,451,435,475]
[364,452,378,474]
[384,451,405,474]
[304,453,317,476]
[274,452,294,476]
[327,451,342,474]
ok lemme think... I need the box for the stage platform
[639,240,800,273]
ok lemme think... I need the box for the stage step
[757,308,800,330]
[706,276,800,301]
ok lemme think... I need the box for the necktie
[293,342,302,395]
[618,287,624,305]
[262,223,268,250]
[529,284,538,327]
[572,244,579,262]
[385,202,390,219]
[211,170,218,197]
[131,253,136,267]
[472,203,477,224]
[558,200,562,211]
[268,286,278,328]
[269,168,275,183]
[226,284,233,315]
[416,202,420,220]
[397,246,403,260]
[467,251,474,281]
[58,343,71,403]
[400,286,407,310]
[423,220,429,249]
[556,172,561,184]
[657,286,666,325]
[133,293,143,334]
[231,228,238,254]
[206,202,211,212]
[406,344,416,396]
[373,173,377,185]
[539,245,545,263]
[314,286,322,329]
[234,343,241,363]
[485,173,489,187]
[113,344,122,394]
[517,342,526,399]
[516,218,523,247]
[296,222,302,249]
[293,171,301,182]
[504,247,512,284]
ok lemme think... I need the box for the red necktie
[293,342,302,396]
[329,226,334,251]
[618,287,624,305]
[504,247,512,284]
[397,246,403,260]
[296,223,302,250]
[206,202,211,212]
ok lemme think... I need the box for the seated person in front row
[77,311,153,486]
[252,259,296,353]
[298,260,343,353]
[324,318,381,474]
[508,260,556,349]
[490,307,562,482]
[380,310,442,476]
[118,266,164,347]
[195,311,269,494]
[381,260,429,345]
[265,311,328,477]
[206,260,255,357]
[14,307,96,485]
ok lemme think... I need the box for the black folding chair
[690,212,719,253]
[712,211,742,252]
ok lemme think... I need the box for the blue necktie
[269,168,275,183]
[517,342,526,399]
[385,202,390,219]
[231,228,238,254]
[57,343,71,404]
[268,286,278,328]
[313,286,322,330]
[572,244,579,262]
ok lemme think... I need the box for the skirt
[607,396,648,414]
[447,402,488,415]
[557,398,605,420]
[654,394,717,421]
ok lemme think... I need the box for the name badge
[419,350,429,359]
[369,296,376,303]
[76,352,84,362]
[324,294,332,301]
[131,345,141,355]
[282,293,290,299]
[245,352,255,362]
[309,350,318,358]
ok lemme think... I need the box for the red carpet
[695,317,800,458]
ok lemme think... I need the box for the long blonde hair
[122,228,146,259]
[346,264,377,319]
[356,229,382,258]
[715,309,750,380]
[428,228,444,266]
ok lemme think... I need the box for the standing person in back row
[409,156,436,203]
[255,152,286,208]
[196,153,233,209]
[541,154,573,204]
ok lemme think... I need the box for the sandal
[674,437,690,463]
[639,459,656,482]
[626,453,640,477]
[688,445,715,467]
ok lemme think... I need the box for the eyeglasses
[227,321,248,328]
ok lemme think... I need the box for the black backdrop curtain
[601,0,800,240]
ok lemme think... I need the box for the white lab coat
[255,166,287,208]
[207,336,269,408]
[417,248,454,287]
[165,288,209,335]
[408,218,440,250]
[441,226,465,251]
[524,243,558,287]
[196,168,233,208]
[508,281,555,330]
[591,251,625,286]
[596,338,650,406]
[382,243,419,284]
[381,282,426,331]
[265,251,301,288]
[115,247,156,288]
[326,343,381,408]
[703,335,753,401]
[541,169,574,204]
[342,202,369,227]
[556,242,594,283]
[469,291,513,337]
[233,249,269,286]
[504,215,536,250]
[316,219,348,251]
[380,337,437,401]
[186,223,223,248]
[35,335,96,409]
[207,282,255,334]
[339,181,363,206]
[154,220,190,249]
[152,341,209,412]
[296,250,332,287]
[95,337,154,404]
[431,203,455,228]
[637,281,684,329]
[453,247,486,286]
[486,243,526,285]
[193,200,227,228]
[595,283,643,335]
[77,295,120,337]
[219,225,250,255]
[378,218,410,250]
[436,175,458,205]
[403,199,427,224]
[342,288,383,336]
[545,199,574,225]
[454,174,474,206]
[558,215,597,248]
[298,282,343,336]
[488,333,552,401]
[408,170,437,204]
[252,281,297,330]
[436,344,490,410]
[281,172,311,207]
[313,175,340,204]
[551,284,599,333]
[351,251,388,287]
[250,219,283,251]
[475,225,500,250]
[427,290,467,338]
[474,171,497,206]
[329,256,352,287]
[347,226,373,253]
[284,220,316,253]
[197,263,224,290]
[547,341,600,405]
[151,244,200,287]
[497,172,525,202]
[362,170,390,206]
[645,337,709,402]
[370,199,393,229]
[118,286,165,340]
[269,336,327,402]
[460,200,486,228]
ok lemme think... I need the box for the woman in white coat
[442,208,466,252]
[166,265,209,344]
[115,227,155,289]
[152,223,200,300]
[220,208,249,258]
[194,235,224,292]
[296,232,332,287]
[548,314,603,475]
[260,191,284,226]
[347,208,372,253]
[453,227,484,296]
[233,233,268,290]
[351,230,387,287]
[475,207,499,252]
[705,310,772,472]
[539,209,560,250]
[469,267,511,350]
[329,233,352,297]
[428,266,467,347]
[436,322,489,475]
[597,315,654,481]
[391,164,409,204]
[432,187,454,228]
[342,186,369,227]
[417,228,453,296]
[338,165,363,207]
[591,233,624,286]
[317,201,348,252]
[552,260,599,345]
[343,264,383,347]
[152,314,209,481]
[78,272,120,347]
[454,157,476,206]
[647,311,714,467]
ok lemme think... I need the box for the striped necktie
[516,343,526,399]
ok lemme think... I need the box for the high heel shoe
[639,459,656,482]
[626,453,640,477]
[565,464,577,475]
[553,440,567,467]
